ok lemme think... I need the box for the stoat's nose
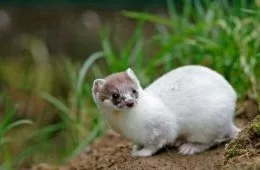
[126,101,134,108]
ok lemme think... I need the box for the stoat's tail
[214,124,241,144]
[228,124,241,139]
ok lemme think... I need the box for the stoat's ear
[92,79,105,94]
[126,68,140,86]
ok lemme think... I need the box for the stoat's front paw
[132,145,142,153]
[178,143,200,155]
[131,148,153,157]
[178,143,212,155]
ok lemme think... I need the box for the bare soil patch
[32,100,259,170]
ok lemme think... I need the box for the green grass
[0,0,259,168]
[120,0,260,101]
[38,51,105,158]
[0,93,33,170]
[100,1,260,102]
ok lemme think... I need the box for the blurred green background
[0,0,259,169]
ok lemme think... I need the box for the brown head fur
[93,69,140,110]
[97,72,137,101]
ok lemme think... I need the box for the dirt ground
[33,100,259,170]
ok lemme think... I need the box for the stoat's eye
[132,89,137,94]
[112,93,119,99]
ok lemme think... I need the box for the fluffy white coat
[93,65,240,157]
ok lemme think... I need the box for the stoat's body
[92,65,240,157]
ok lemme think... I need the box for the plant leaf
[76,51,104,99]
[38,91,72,125]
[122,11,174,27]
[5,120,34,132]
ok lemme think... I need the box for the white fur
[126,68,142,91]
[93,65,240,157]
[96,89,178,157]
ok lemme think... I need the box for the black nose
[126,102,134,108]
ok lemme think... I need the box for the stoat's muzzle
[113,94,137,109]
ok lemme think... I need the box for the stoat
[92,65,240,157]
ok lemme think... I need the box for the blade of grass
[0,138,11,145]
[101,28,116,66]
[76,51,104,125]
[183,0,192,21]
[122,11,174,27]
[5,120,34,132]
[194,0,205,19]
[32,123,66,139]
[0,106,16,133]
[38,91,72,125]
[13,146,36,168]
[76,51,104,99]
[63,58,77,91]
[167,0,177,19]
[129,34,144,69]
[70,123,102,158]
[120,20,144,62]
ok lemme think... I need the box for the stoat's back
[145,65,237,115]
